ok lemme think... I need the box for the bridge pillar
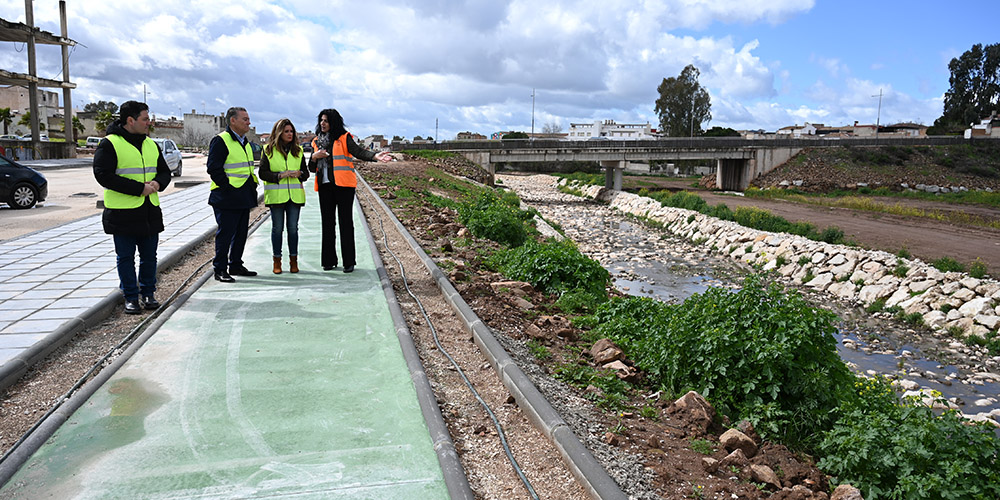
[601,160,624,190]
[459,151,495,186]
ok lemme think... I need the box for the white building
[567,120,655,140]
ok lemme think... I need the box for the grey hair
[225,106,247,123]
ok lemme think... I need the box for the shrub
[457,190,531,247]
[969,258,988,279]
[932,256,966,273]
[585,273,853,447]
[489,239,610,296]
[555,288,608,314]
[819,376,1000,500]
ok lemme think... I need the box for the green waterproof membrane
[2,190,449,499]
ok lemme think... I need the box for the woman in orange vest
[309,109,391,273]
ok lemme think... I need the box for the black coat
[92,121,171,236]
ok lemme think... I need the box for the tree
[84,100,118,114]
[0,107,12,134]
[655,64,711,137]
[95,110,116,134]
[18,112,45,131]
[413,135,424,141]
[62,116,85,141]
[502,131,528,139]
[703,126,740,137]
[542,122,562,134]
[933,43,1000,133]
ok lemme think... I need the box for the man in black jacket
[93,101,171,314]
[206,107,259,282]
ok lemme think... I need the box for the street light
[530,88,535,139]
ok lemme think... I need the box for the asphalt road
[0,154,210,241]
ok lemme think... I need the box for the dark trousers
[213,207,250,273]
[113,234,158,300]
[317,183,356,268]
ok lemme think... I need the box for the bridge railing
[391,136,986,152]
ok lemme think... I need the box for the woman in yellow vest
[308,109,391,273]
[258,118,309,274]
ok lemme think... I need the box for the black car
[250,141,262,161]
[0,152,47,209]
[301,141,313,153]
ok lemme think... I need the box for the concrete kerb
[0,223,217,394]
[358,176,628,500]
[0,269,215,487]
[359,202,475,500]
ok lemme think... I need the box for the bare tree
[541,122,562,134]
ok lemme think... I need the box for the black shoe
[229,266,257,277]
[214,270,236,283]
[141,296,160,310]
[343,265,354,273]
[323,263,338,271]
[124,299,142,315]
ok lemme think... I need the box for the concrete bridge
[391,136,974,190]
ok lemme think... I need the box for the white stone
[909,279,937,293]
[811,252,827,264]
[974,315,1000,330]
[859,284,893,303]
[827,254,847,266]
[923,310,947,328]
[974,398,995,407]
[940,281,962,295]
[808,272,835,290]
[953,288,977,302]
[897,379,920,391]
[885,287,913,308]
[960,297,996,317]
[828,281,858,300]
[960,277,982,289]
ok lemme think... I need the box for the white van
[86,136,101,147]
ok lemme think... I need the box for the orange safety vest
[311,133,356,190]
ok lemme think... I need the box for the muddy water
[501,174,1000,426]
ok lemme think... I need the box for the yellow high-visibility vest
[210,132,257,190]
[104,134,160,209]
[262,148,305,205]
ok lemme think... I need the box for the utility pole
[690,94,695,138]
[435,118,438,144]
[872,88,883,142]
[530,88,535,139]
[143,84,147,103]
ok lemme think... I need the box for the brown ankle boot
[273,257,282,274]
[289,256,299,273]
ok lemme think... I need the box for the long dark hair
[315,109,347,140]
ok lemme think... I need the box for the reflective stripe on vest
[312,134,357,190]
[263,148,305,205]
[104,134,160,209]
[210,132,258,190]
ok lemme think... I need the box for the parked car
[0,152,47,209]
[250,141,262,161]
[86,136,102,147]
[20,134,49,141]
[152,138,183,177]
[0,134,19,141]
[301,141,313,153]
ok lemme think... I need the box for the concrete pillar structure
[601,160,624,190]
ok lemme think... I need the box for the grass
[744,188,1000,230]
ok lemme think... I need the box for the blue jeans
[113,234,158,300]
[269,203,301,258]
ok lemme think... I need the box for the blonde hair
[265,118,302,158]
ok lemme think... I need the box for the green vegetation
[489,239,609,297]
[584,273,853,448]
[552,362,628,410]
[932,256,965,273]
[818,376,1000,499]
[689,438,716,455]
[745,187,1000,230]
[457,190,534,247]
[635,188,848,244]
[400,149,460,160]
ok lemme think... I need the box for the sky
[1,0,996,142]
